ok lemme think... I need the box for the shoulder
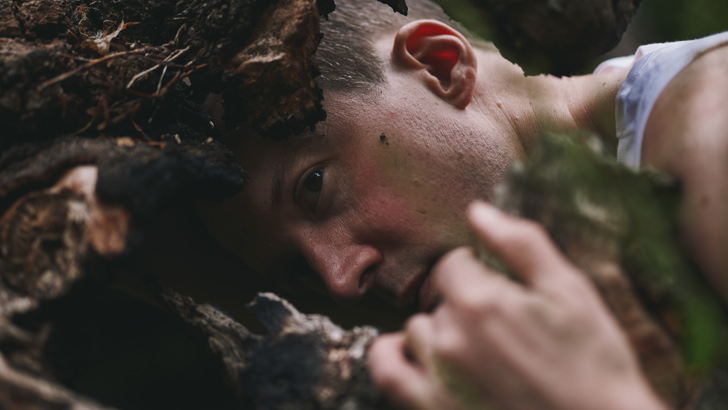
[642,43,728,173]
[640,42,728,303]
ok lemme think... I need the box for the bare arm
[642,43,728,302]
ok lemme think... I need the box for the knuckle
[560,307,597,335]
[567,271,593,291]
[537,295,598,335]
[435,332,466,363]
[455,289,502,318]
[558,272,598,302]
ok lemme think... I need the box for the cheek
[352,150,470,248]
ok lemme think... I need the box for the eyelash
[297,166,326,216]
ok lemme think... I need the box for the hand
[368,201,669,410]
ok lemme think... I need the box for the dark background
[436,0,728,72]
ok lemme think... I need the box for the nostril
[359,265,376,291]
[304,242,381,303]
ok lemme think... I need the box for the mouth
[415,269,439,312]
[399,264,440,313]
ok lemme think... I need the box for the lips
[395,262,441,313]
[416,270,439,312]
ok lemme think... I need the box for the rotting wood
[146,277,392,409]
[0,1,407,406]
[0,0,407,148]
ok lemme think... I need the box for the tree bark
[0,0,404,407]
[146,277,391,409]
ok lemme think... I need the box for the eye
[304,169,323,193]
[299,168,324,214]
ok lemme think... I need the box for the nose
[299,238,382,303]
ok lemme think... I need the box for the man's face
[201,43,524,313]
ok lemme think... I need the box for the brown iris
[304,170,323,193]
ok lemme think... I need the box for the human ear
[392,20,477,109]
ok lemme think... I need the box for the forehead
[233,89,387,170]
[236,129,325,167]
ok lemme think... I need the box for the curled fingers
[368,333,438,410]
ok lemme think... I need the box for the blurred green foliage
[434,0,728,65]
[433,0,495,42]
[640,0,728,41]
[502,132,728,374]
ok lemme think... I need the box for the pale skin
[197,20,628,311]
[369,202,668,410]
[194,17,728,410]
[367,21,728,410]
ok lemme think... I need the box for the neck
[472,53,628,155]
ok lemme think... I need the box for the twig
[159,64,207,95]
[39,49,148,90]
[156,65,169,95]
[155,60,193,69]
[148,100,163,124]
[126,63,161,89]
[71,96,103,135]
[126,46,190,89]
[127,63,207,99]
[165,46,191,63]
[162,23,187,48]
[131,118,150,140]
[97,95,110,131]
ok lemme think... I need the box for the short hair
[315,0,492,92]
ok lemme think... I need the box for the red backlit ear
[392,20,477,109]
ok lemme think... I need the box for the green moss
[496,132,728,374]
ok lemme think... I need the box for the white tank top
[595,32,728,170]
